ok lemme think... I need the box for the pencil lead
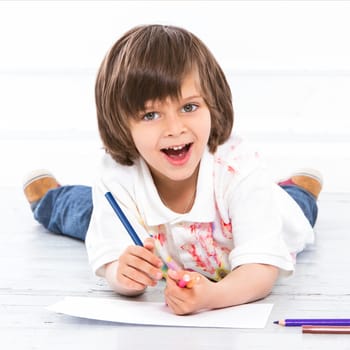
[273,320,278,324]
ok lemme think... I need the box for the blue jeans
[33,184,318,242]
[33,185,92,241]
[281,185,318,227]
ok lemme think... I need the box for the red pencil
[302,325,350,334]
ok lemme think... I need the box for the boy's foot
[278,168,323,199]
[23,169,60,210]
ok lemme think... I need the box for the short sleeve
[227,168,295,274]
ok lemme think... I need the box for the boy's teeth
[168,145,184,151]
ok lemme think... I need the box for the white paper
[47,296,273,328]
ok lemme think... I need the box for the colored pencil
[105,192,143,246]
[153,233,198,288]
[302,325,350,334]
[153,238,182,271]
[274,319,350,327]
[104,191,196,288]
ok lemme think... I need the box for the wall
[1,1,349,191]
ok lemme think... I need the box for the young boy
[24,24,322,315]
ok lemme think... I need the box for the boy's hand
[165,264,279,314]
[110,238,163,293]
[164,269,212,315]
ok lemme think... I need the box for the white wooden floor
[1,175,350,349]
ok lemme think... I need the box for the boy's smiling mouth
[161,143,193,160]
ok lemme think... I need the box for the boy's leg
[23,170,92,241]
[33,185,92,241]
[280,185,318,227]
[278,169,323,227]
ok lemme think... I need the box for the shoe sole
[22,169,56,189]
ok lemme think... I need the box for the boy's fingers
[143,237,155,248]
[167,269,179,280]
[121,264,159,287]
[126,245,163,268]
[120,252,163,280]
[167,269,200,289]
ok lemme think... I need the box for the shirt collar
[136,148,215,226]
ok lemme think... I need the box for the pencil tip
[273,320,278,324]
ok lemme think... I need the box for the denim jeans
[33,184,318,242]
[280,185,318,227]
[33,185,92,241]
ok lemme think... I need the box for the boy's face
[129,72,211,185]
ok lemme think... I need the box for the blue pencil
[105,192,143,246]
[274,319,350,327]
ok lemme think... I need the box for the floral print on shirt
[147,217,233,282]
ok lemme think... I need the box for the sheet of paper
[47,296,273,328]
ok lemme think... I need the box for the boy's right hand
[107,237,164,294]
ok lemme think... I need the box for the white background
[1,1,349,192]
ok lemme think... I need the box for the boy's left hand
[164,269,212,315]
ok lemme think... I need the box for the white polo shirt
[85,135,314,280]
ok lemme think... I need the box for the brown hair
[95,24,233,165]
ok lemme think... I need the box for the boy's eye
[142,112,159,121]
[182,103,198,113]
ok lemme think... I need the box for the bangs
[121,67,189,117]
[117,26,196,117]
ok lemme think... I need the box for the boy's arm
[207,263,279,308]
[165,263,279,315]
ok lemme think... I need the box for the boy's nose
[164,114,186,137]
